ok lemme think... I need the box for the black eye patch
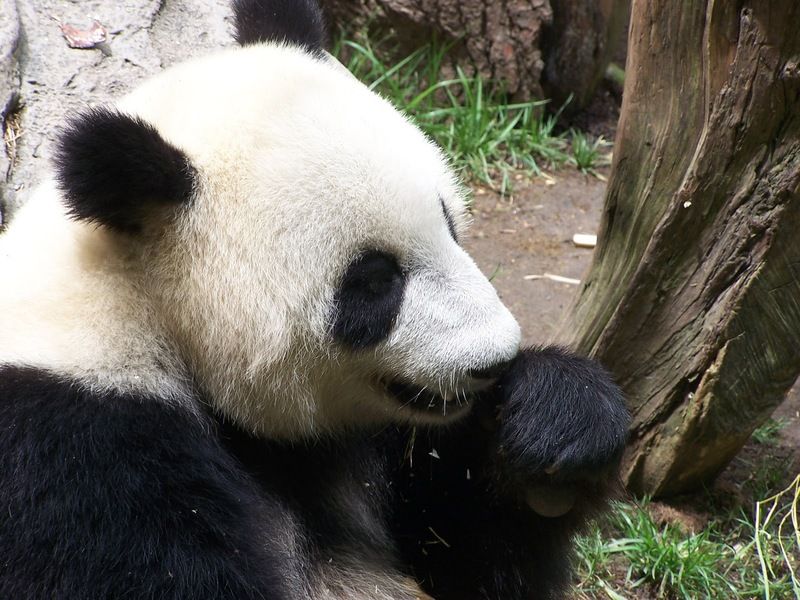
[332,250,406,350]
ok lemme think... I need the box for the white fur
[0,183,194,405]
[0,43,520,438]
[315,563,432,600]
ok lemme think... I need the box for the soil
[713,384,800,507]
[464,171,607,346]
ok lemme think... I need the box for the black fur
[0,346,628,599]
[332,250,406,349]
[494,347,629,484]
[232,0,327,52]
[0,366,294,600]
[470,357,514,380]
[216,417,403,573]
[391,417,578,599]
[439,197,458,243]
[55,107,195,232]
[390,346,629,600]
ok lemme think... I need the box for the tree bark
[320,0,628,108]
[559,1,800,497]
[542,0,630,110]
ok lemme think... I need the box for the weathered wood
[559,1,800,496]
[320,0,628,107]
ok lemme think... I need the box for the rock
[0,0,21,222]
[1,0,232,220]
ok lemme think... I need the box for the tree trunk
[320,0,628,108]
[542,0,630,110]
[559,1,800,497]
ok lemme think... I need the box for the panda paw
[490,347,629,513]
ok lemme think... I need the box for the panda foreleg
[388,346,629,600]
[489,346,629,515]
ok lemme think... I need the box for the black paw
[493,346,629,485]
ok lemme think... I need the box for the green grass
[575,501,737,599]
[570,130,610,174]
[574,495,800,600]
[752,418,790,446]
[609,503,737,598]
[333,32,600,194]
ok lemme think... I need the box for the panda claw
[526,485,576,518]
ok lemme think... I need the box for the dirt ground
[464,166,800,506]
[464,171,605,346]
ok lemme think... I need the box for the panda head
[53,0,521,438]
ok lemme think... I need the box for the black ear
[55,107,195,233]
[232,0,327,52]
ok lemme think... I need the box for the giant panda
[0,1,629,598]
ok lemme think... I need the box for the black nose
[470,359,514,380]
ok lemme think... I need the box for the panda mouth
[381,378,478,418]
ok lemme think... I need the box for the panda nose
[470,359,514,380]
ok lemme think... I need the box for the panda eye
[332,250,406,350]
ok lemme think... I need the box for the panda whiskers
[381,373,474,420]
[435,374,466,417]
[436,380,448,417]
[394,385,429,413]
[414,385,430,408]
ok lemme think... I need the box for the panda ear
[232,0,327,52]
[55,107,195,233]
